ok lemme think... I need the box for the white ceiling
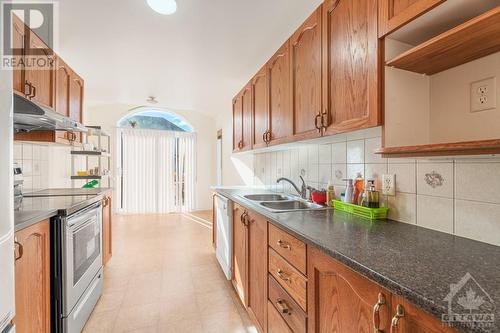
[57,0,322,117]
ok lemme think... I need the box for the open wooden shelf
[386,7,500,75]
[375,139,500,158]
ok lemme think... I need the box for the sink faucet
[276,176,308,200]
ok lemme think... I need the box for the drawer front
[269,248,307,311]
[268,301,293,333]
[269,275,307,333]
[268,223,307,274]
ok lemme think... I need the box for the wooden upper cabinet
[378,0,446,37]
[267,41,292,145]
[390,295,458,333]
[241,84,252,151]
[246,211,268,332]
[291,6,323,141]
[308,247,392,333]
[69,71,84,143]
[252,67,269,149]
[14,220,51,333]
[12,14,27,96]
[233,95,243,152]
[25,31,55,108]
[322,0,381,136]
[232,203,248,306]
[55,57,71,116]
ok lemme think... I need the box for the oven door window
[73,217,101,285]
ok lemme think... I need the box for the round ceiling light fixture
[147,0,177,15]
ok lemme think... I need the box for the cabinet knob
[372,293,386,333]
[390,304,405,333]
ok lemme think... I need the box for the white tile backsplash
[249,128,500,247]
[455,162,500,204]
[388,163,416,194]
[347,140,365,164]
[417,162,454,198]
[417,195,454,233]
[455,200,500,246]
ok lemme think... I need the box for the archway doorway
[117,108,197,213]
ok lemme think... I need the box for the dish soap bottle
[353,173,364,205]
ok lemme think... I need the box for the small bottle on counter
[364,180,380,208]
[344,179,354,204]
[326,182,335,207]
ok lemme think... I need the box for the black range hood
[13,94,88,133]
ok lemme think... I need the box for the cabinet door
[323,0,381,136]
[246,211,268,332]
[267,42,292,145]
[55,57,72,143]
[390,295,458,333]
[290,6,323,141]
[378,0,445,37]
[14,220,51,333]
[25,32,55,108]
[232,203,248,306]
[102,195,113,265]
[252,67,269,149]
[241,84,253,151]
[233,95,243,152]
[12,14,27,96]
[69,72,84,143]
[308,247,391,333]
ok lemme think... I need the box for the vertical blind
[121,129,197,214]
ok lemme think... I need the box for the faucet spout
[276,176,308,199]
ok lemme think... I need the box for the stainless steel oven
[53,202,103,333]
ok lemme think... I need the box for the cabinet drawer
[269,275,307,333]
[269,248,307,311]
[268,300,292,333]
[268,223,306,274]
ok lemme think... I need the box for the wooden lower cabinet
[13,219,51,333]
[232,203,248,305]
[247,211,268,332]
[102,194,113,265]
[307,246,392,333]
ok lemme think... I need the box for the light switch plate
[471,77,497,113]
[382,174,396,196]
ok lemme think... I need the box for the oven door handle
[70,216,99,233]
[67,202,101,223]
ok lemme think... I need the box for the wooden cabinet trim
[251,67,269,149]
[378,0,446,37]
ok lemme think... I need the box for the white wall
[215,111,254,186]
[85,103,216,210]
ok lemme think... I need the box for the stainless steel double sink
[241,193,329,213]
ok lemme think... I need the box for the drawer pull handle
[372,293,386,333]
[276,299,291,315]
[276,269,291,283]
[390,304,405,333]
[277,239,291,250]
[14,237,23,261]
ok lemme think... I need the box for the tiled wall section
[14,142,86,192]
[253,127,500,247]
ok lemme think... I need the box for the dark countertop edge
[14,194,106,232]
[217,189,483,333]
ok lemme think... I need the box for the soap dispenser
[344,179,354,204]
[365,179,380,208]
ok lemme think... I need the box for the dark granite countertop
[215,187,500,333]
[15,188,112,231]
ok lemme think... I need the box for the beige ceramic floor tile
[113,302,160,333]
[82,309,119,333]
